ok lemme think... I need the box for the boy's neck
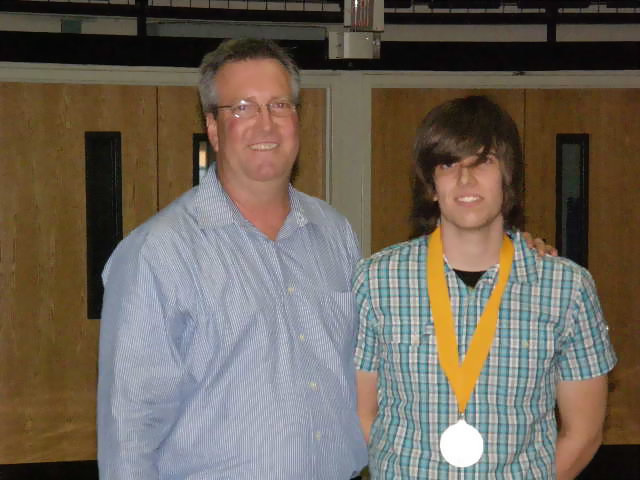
[439,222,505,272]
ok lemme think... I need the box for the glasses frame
[214,99,299,119]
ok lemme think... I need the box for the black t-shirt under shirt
[453,269,486,288]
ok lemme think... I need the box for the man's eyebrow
[232,96,292,103]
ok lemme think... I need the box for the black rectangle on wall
[193,133,214,186]
[556,133,589,268]
[85,132,123,319]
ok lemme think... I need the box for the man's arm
[356,370,379,444]
[556,375,608,480]
[98,240,186,480]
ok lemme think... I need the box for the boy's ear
[415,165,437,201]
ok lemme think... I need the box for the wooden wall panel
[296,88,326,199]
[524,89,640,444]
[157,86,203,209]
[371,89,525,253]
[0,83,157,463]
[98,87,158,234]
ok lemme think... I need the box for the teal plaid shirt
[354,231,616,479]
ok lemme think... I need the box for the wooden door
[371,88,525,252]
[0,82,157,463]
[524,89,640,444]
[0,82,328,465]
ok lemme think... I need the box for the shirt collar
[193,164,328,230]
[438,230,539,285]
[508,230,540,285]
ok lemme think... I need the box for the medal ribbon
[427,226,514,414]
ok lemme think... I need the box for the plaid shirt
[354,232,616,479]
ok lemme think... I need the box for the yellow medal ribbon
[427,226,514,415]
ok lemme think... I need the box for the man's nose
[256,105,275,128]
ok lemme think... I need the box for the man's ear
[205,112,220,152]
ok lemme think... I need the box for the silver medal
[439,418,484,468]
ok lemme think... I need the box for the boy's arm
[356,370,379,444]
[556,375,608,480]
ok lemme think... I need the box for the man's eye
[271,102,290,110]
[231,103,258,117]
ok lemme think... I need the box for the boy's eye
[474,155,496,167]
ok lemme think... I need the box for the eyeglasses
[214,99,298,119]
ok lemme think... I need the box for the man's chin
[249,160,296,182]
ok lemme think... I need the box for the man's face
[206,58,299,188]
[433,152,504,234]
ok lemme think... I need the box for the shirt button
[315,431,322,440]
[287,286,295,294]
[309,381,318,391]
[522,340,529,348]
[299,334,305,342]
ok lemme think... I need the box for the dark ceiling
[1,1,639,70]
[0,1,639,26]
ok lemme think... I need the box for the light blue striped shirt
[98,168,368,479]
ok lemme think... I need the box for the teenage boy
[354,96,616,479]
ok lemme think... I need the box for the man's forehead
[214,58,293,100]
[216,58,290,81]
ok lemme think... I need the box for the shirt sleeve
[342,218,364,350]
[97,234,187,480]
[557,268,617,381]
[353,258,379,372]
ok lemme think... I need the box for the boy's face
[433,151,504,235]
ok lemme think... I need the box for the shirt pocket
[380,321,438,378]
[318,290,357,348]
[493,313,556,407]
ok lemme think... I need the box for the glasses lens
[231,102,259,118]
[268,101,296,117]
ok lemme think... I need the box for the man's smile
[249,142,278,151]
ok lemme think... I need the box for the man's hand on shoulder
[522,231,558,257]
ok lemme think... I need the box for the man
[97,38,367,479]
[354,96,616,479]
